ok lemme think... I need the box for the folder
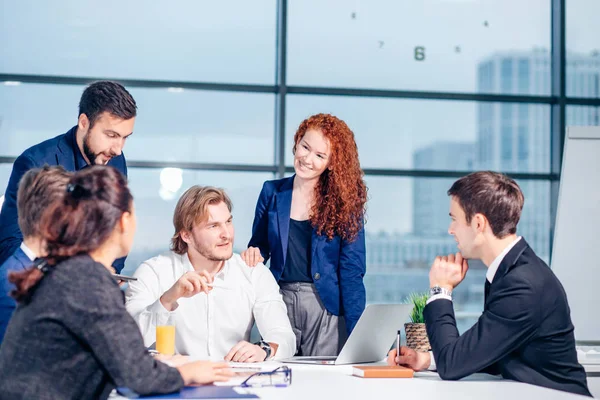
[352,365,414,378]
[120,385,259,399]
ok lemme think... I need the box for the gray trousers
[279,282,347,357]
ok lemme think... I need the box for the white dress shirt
[485,236,522,284]
[19,242,36,261]
[426,236,522,371]
[125,251,296,360]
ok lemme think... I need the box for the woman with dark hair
[0,166,232,400]
[242,113,368,356]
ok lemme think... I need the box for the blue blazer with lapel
[248,176,366,335]
[423,238,590,397]
[0,126,128,271]
[0,246,32,344]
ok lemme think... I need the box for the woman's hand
[177,361,234,385]
[240,247,264,267]
[154,354,190,367]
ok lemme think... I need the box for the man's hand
[240,247,264,267]
[387,346,431,371]
[429,252,469,291]
[224,341,267,363]
[160,270,213,311]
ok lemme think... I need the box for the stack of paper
[577,347,600,364]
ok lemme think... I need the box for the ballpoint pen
[396,329,401,364]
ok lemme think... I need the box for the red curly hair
[293,113,368,242]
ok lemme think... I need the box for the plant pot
[404,322,431,352]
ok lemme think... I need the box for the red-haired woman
[0,166,232,399]
[242,113,368,356]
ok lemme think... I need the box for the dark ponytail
[10,166,133,303]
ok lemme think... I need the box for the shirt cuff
[261,332,296,360]
[428,351,437,371]
[148,298,177,326]
[426,293,452,305]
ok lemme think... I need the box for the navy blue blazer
[0,246,31,344]
[0,126,128,271]
[424,238,591,397]
[248,176,366,335]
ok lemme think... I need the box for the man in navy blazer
[0,81,136,271]
[388,171,590,397]
[0,166,71,343]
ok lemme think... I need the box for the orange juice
[156,325,176,355]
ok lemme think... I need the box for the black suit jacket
[424,238,591,397]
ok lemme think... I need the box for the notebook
[352,365,414,378]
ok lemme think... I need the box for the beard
[82,132,101,166]
[191,239,233,262]
[82,132,113,166]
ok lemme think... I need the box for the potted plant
[404,292,431,352]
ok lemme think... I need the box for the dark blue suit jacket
[424,238,591,397]
[0,246,31,344]
[248,176,366,335]
[0,126,128,271]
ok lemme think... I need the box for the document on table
[214,361,284,386]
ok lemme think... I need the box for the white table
[239,363,596,400]
[112,361,599,399]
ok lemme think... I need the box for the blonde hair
[170,186,233,254]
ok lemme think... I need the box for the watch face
[430,286,451,297]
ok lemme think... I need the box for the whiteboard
[551,126,600,343]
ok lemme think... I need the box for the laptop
[282,303,413,365]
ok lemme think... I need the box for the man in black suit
[388,171,591,397]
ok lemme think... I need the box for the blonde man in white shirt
[125,186,295,363]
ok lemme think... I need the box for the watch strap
[429,285,452,298]
[254,340,272,360]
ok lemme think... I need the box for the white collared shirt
[426,236,522,371]
[125,251,295,360]
[486,236,522,284]
[19,242,36,261]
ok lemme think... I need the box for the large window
[287,0,551,95]
[0,83,276,164]
[0,1,277,84]
[1,1,593,333]
[566,0,600,98]
[286,95,550,173]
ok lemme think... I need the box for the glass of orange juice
[156,315,176,356]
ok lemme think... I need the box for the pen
[396,329,401,365]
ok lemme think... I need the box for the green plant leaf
[406,292,429,323]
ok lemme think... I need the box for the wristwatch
[429,285,452,298]
[255,340,272,361]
